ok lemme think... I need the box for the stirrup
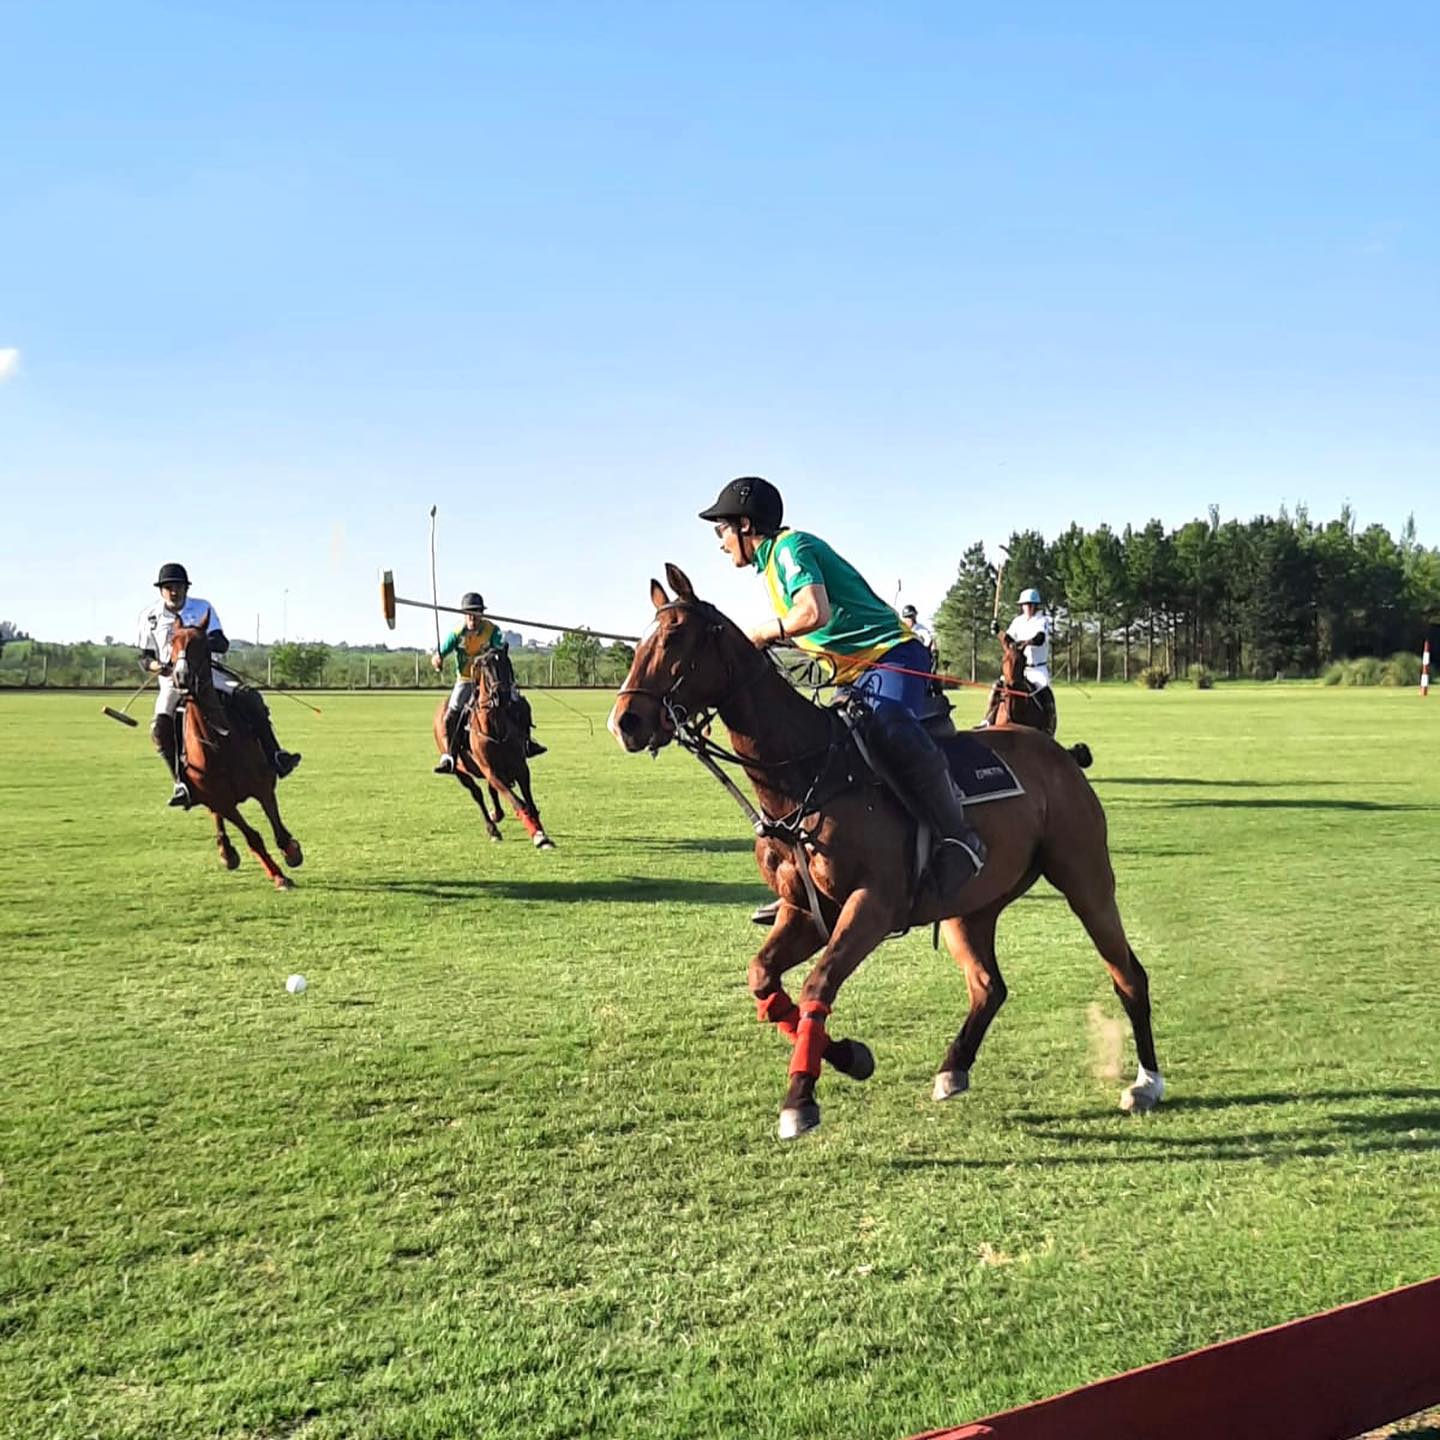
[273,751,301,779]
[433,754,457,775]
[933,834,985,888]
[751,898,782,927]
[168,781,192,809]
[525,740,547,758]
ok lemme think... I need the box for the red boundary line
[911,1275,1440,1440]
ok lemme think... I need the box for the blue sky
[2,1,1437,646]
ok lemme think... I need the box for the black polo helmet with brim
[698,476,783,534]
[461,592,485,613]
[155,562,190,588]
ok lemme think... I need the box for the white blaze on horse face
[606,701,623,745]
[173,655,190,687]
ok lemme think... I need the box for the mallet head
[381,570,397,630]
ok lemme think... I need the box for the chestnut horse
[433,648,554,849]
[168,613,304,890]
[610,565,1161,1140]
[991,633,1093,769]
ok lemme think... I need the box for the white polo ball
[285,974,308,995]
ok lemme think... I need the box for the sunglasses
[713,520,740,538]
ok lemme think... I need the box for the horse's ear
[197,606,212,633]
[650,579,670,610]
[665,564,695,601]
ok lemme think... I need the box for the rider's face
[715,519,750,568]
[161,583,189,612]
[1020,603,1037,618]
[463,613,480,630]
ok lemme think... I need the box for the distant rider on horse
[431,592,545,774]
[699,477,986,921]
[138,562,302,808]
[985,587,1057,730]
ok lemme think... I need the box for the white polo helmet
[1018,587,1043,606]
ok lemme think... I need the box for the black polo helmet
[460,592,485,613]
[901,604,918,619]
[698,476,784,535]
[155,562,191,588]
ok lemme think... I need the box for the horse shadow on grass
[316,876,764,905]
[890,1087,1440,1172]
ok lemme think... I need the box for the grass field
[3,683,1438,1440]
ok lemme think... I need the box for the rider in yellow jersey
[432,593,545,773]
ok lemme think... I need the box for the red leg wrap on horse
[789,1003,832,1078]
[756,990,800,1042]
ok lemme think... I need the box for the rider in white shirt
[1005,590,1052,690]
[983,588,1057,728]
[138,562,300,807]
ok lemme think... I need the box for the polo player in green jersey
[431,592,545,774]
[699,477,986,923]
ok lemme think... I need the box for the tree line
[934,506,1440,682]
[0,631,637,690]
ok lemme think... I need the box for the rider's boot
[152,715,192,808]
[861,702,986,893]
[235,687,302,778]
[433,707,465,774]
[514,694,546,757]
[751,898,782,926]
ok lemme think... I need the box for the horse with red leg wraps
[167,613,304,889]
[609,565,1162,1141]
[433,647,554,849]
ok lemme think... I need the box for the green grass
[3,685,1438,1439]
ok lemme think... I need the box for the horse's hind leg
[214,814,240,871]
[1042,847,1163,1111]
[255,783,302,869]
[933,905,1007,1102]
[224,806,292,891]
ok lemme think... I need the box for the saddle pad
[941,732,1025,805]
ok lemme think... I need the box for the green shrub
[1136,666,1169,690]
[1344,656,1384,687]
[1322,662,1346,686]
[1382,651,1422,688]
[1190,665,1215,690]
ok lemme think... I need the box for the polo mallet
[380,571,641,645]
[101,674,155,727]
[428,505,443,656]
[213,661,325,716]
[991,550,1008,630]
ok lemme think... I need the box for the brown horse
[989,633,1093,768]
[433,648,554,849]
[610,565,1161,1140]
[168,613,304,890]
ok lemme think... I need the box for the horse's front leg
[779,887,893,1141]
[223,805,292,890]
[750,904,876,1084]
[255,782,303,869]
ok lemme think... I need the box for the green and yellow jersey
[753,529,907,684]
[438,621,506,679]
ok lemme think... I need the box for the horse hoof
[932,1069,970,1102]
[778,1103,821,1141]
[489,834,502,844]
[829,1038,875,1082]
[284,841,304,868]
[1120,1077,1164,1113]
[274,874,295,891]
[220,850,240,871]
[534,833,555,850]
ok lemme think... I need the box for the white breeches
[155,670,239,717]
[1024,666,1051,692]
[446,680,474,714]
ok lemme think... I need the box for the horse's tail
[1067,742,1093,770]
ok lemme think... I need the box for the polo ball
[285,974,308,995]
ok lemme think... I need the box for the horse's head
[169,609,214,694]
[608,564,747,752]
[1000,631,1025,690]
[471,645,515,705]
